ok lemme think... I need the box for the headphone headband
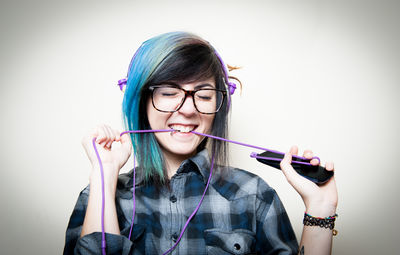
[213,50,236,96]
[117,49,237,97]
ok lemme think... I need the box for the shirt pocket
[204,228,256,255]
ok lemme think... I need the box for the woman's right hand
[81,124,132,176]
[80,124,130,237]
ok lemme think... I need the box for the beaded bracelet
[303,212,338,235]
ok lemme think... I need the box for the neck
[163,151,196,179]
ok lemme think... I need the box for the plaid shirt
[64,149,298,254]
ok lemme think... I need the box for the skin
[79,77,338,255]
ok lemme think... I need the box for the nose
[178,95,197,115]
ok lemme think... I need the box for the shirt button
[170,195,177,203]
[234,243,241,250]
[171,233,178,242]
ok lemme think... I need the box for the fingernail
[310,158,319,165]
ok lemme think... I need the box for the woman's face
[146,77,216,162]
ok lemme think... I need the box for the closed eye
[161,92,178,97]
[197,95,212,100]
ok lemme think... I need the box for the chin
[155,132,205,159]
[169,147,197,157]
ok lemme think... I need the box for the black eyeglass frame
[148,85,227,114]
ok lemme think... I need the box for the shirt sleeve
[255,179,299,255]
[63,187,133,255]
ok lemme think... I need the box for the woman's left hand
[280,146,338,217]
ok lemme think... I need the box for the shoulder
[117,169,135,189]
[115,169,139,199]
[212,166,277,202]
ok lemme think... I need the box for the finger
[95,126,107,145]
[82,126,108,162]
[325,161,334,172]
[303,149,313,159]
[82,127,98,147]
[101,124,111,147]
[120,132,133,151]
[97,125,113,149]
[104,125,116,149]
[103,124,118,149]
[290,145,298,156]
[280,151,293,175]
[290,146,304,163]
[120,132,131,144]
[303,150,320,165]
[310,158,320,165]
[114,129,122,142]
[280,150,301,180]
[280,150,308,188]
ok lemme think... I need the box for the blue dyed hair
[122,31,231,185]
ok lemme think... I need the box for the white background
[1,0,399,254]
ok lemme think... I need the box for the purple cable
[128,149,136,240]
[190,130,319,165]
[92,128,319,254]
[161,150,215,255]
[249,152,315,166]
[92,138,107,255]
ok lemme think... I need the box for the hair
[122,31,231,185]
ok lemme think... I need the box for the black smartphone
[254,151,333,184]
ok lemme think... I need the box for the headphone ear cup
[228,82,237,95]
[118,78,127,92]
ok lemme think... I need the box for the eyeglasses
[149,85,226,114]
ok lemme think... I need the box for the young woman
[64,31,338,255]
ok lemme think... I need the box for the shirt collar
[118,167,144,189]
[120,149,213,188]
[187,149,213,184]
[172,149,212,184]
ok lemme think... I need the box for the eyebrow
[194,83,215,89]
[158,82,216,89]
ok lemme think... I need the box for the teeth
[170,124,196,133]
